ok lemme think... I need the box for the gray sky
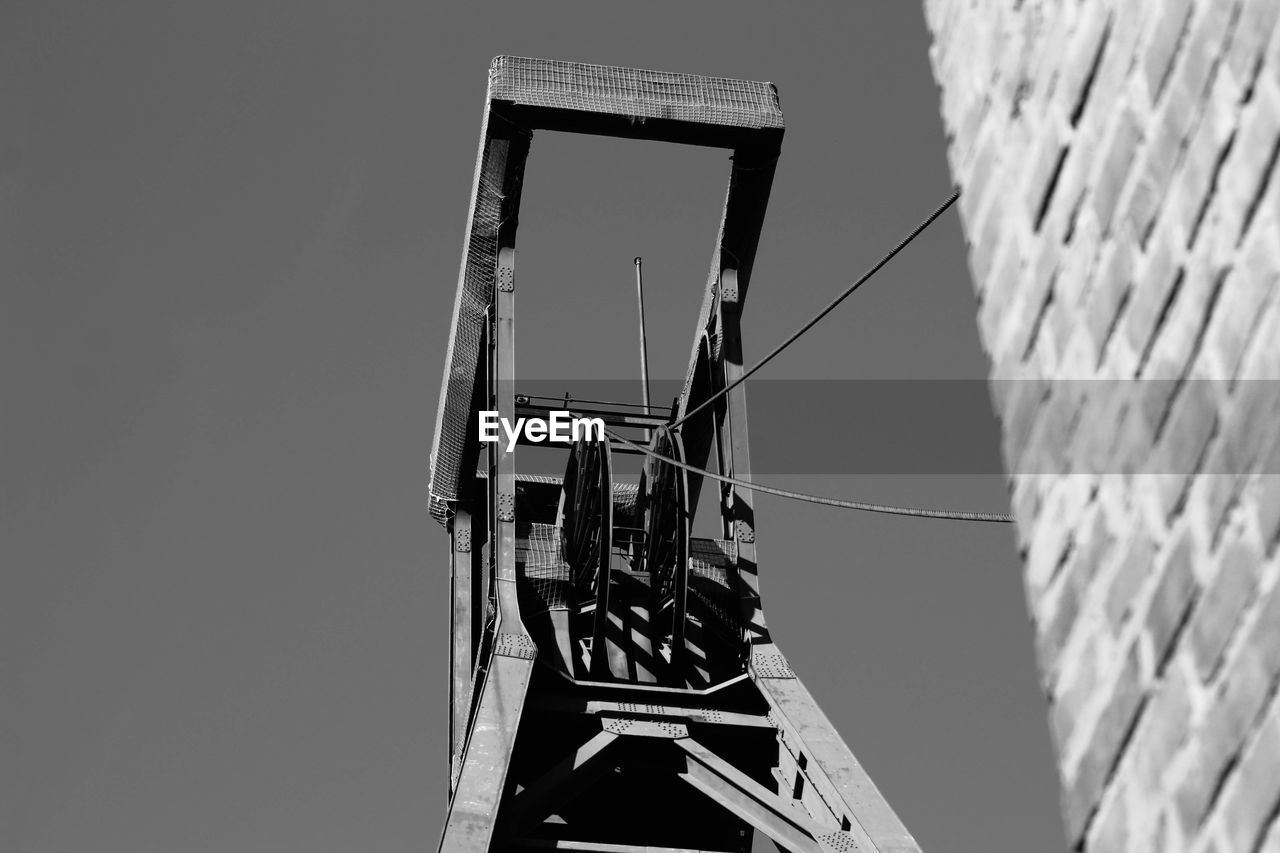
[3,3,1066,851]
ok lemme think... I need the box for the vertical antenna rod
[634,256,652,441]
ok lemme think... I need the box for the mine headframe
[429,56,922,853]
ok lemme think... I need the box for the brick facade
[925,1,1280,850]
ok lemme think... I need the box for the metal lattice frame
[437,56,921,853]
[429,56,784,522]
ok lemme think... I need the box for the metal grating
[690,587,738,638]
[689,537,739,640]
[518,523,571,613]
[613,481,639,525]
[429,116,529,522]
[490,56,784,130]
[514,474,564,485]
[689,537,736,586]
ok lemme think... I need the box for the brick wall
[924,1,1280,850]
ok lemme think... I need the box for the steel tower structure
[430,56,921,853]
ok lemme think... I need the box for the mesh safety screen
[689,537,739,637]
[517,522,571,614]
[429,123,529,522]
[689,537,736,587]
[489,56,783,130]
[612,481,639,526]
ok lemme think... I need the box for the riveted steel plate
[751,650,795,679]
[601,717,689,739]
[818,831,863,852]
[496,264,515,293]
[497,492,515,521]
[492,632,538,659]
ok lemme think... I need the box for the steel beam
[528,694,776,730]
[589,444,614,678]
[677,738,825,853]
[754,672,920,853]
[514,398,671,431]
[514,839,740,852]
[450,505,474,783]
[669,434,691,685]
[440,144,537,850]
[507,729,622,831]
[513,434,647,456]
[717,269,767,646]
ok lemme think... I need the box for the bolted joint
[496,264,515,293]
[493,632,537,659]
[720,268,740,304]
[497,492,515,522]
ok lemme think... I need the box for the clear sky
[3,3,1066,851]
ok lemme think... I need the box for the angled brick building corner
[924,1,1280,850]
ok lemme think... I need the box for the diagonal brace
[676,738,827,853]
[508,729,622,831]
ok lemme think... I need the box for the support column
[449,505,474,786]
[440,130,538,853]
[718,266,767,646]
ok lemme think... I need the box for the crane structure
[430,56,921,853]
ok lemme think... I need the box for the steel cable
[597,424,1014,523]
[669,189,961,431]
